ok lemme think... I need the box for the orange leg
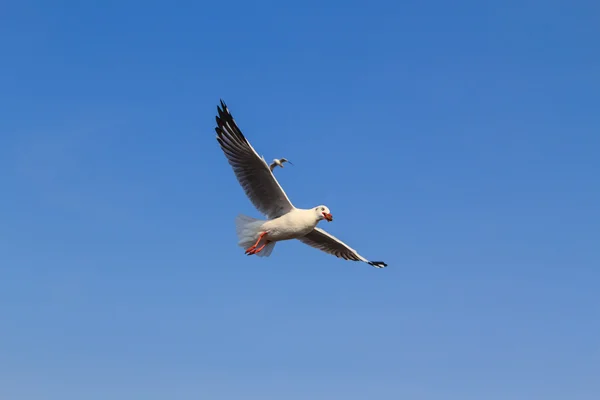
[246,241,270,256]
[245,232,267,254]
[253,242,269,254]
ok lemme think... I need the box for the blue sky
[1,0,599,399]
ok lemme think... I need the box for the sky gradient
[1,1,599,399]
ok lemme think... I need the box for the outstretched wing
[297,227,388,268]
[215,100,295,219]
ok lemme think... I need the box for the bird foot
[245,232,267,255]
[246,242,268,256]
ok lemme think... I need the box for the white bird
[269,158,293,171]
[214,100,387,268]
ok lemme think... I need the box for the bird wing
[215,100,295,219]
[296,227,388,268]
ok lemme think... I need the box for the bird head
[315,205,333,222]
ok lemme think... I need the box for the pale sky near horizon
[1,1,599,399]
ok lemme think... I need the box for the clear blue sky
[1,1,599,399]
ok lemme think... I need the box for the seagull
[214,100,387,268]
[269,158,293,171]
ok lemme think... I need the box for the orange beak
[322,212,333,222]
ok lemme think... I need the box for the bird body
[245,207,328,242]
[269,158,292,171]
[214,100,387,268]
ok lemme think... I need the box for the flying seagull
[214,100,387,268]
[269,158,293,171]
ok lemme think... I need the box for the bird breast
[262,210,317,241]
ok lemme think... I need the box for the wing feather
[215,100,295,219]
[297,227,388,268]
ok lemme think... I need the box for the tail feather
[235,214,275,256]
[256,241,276,257]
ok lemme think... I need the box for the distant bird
[213,99,387,268]
[269,158,293,171]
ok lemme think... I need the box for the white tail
[235,214,276,257]
[255,241,275,257]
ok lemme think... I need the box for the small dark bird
[269,158,293,172]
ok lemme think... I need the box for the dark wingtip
[368,261,388,268]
